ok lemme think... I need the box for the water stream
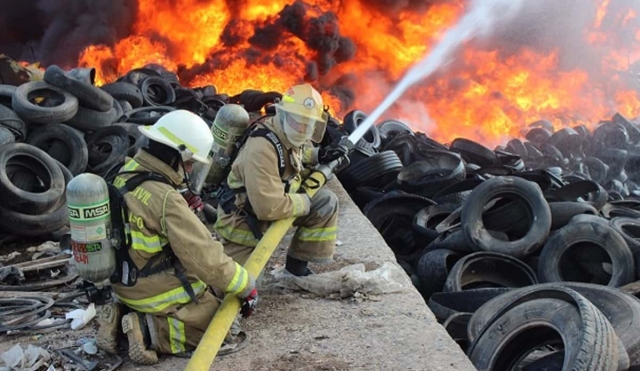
[347,0,527,144]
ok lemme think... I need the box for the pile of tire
[330,109,640,369]
[0,63,236,239]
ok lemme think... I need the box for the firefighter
[214,83,349,276]
[95,110,258,365]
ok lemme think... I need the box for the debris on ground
[271,262,409,299]
[0,344,51,371]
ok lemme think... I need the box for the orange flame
[78,0,640,147]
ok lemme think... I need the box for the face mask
[281,111,315,147]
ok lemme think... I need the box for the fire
[77,0,640,147]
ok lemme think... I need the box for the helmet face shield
[185,151,213,195]
[281,110,316,146]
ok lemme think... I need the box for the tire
[524,141,543,160]
[442,313,473,353]
[549,201,598,230]
[12,81,79,124]
[549,127,582,157]
[396,150,465,198]
[505,138,528,158]
[63,103,118,131]
[416,249,461,299]
[450,138,498,167]
[86,126,129,178]
[443,251,538,292]
[468,282,640,366]
[118,100,133,114]
[461,176,551,258]
[468,287,625,371]
[113,123,147,157]
[586,156,609,184]
[0,85,16,109]
[481,199,532,238]
[0,104,27,141]
[427,288,510,322]
[431,178,483,208]
[377,119,414,143]
[362,192,436,257]
[610,217,640,254]
[426,229,474,254]
[342,110,382,150]
[120,106,176,125]
[525,127,552,144]
[337,150,403,192]
[139,76,176,106]
[413,204,458,241]
[546,179,609,211]
[26,124,88,175]
[43,65,113,112]
[537,220,635,287]
[100,82,144,108]
[0,198,68,237]
[0,127,15,146]
[119,67,161,86]
[0,143,65,214]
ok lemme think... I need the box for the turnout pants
[143,290,240,354]
[223,188,339,266]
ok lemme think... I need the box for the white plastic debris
[82,341,97,355]
[65,303,96,330]
[0,344,51,371]
[0,251,21,263]
[35,318,54,327]
[272,262,410,299]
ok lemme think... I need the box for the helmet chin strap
[177,144,197,194]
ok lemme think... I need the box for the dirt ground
[0,179,476,371]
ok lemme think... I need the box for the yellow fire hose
[184,162,339,371]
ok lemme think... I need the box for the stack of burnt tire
[0,63,219,240]
[333,109,640,369]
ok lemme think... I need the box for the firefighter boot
[96,302,125,354]
[121,312,158,365]
[285,255,315,277]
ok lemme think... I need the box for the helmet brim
[138,125,212,164]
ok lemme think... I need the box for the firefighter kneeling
[95,110,257,364]
[214,83,347,276]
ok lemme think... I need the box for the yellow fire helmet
[275,83,328,146]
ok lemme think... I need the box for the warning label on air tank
[71,222,109,241]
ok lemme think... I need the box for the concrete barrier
[211,178,477,370]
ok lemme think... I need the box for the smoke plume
[0,0,138,67]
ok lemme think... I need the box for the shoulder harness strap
[249,127,286,178]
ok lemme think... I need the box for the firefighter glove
[318,136,353,164]
[239,287,259,318]
[183,191,204,212]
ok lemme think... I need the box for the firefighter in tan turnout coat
[214,83,347,276]
[95,110,258,365]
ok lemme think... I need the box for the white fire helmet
[138,110,214,193]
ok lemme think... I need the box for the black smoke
[0,0,138,67]
[182,0,358,109]
[364,0,447,15]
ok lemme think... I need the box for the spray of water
[347,0,527,144]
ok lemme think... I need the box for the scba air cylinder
[66,173,116,283]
